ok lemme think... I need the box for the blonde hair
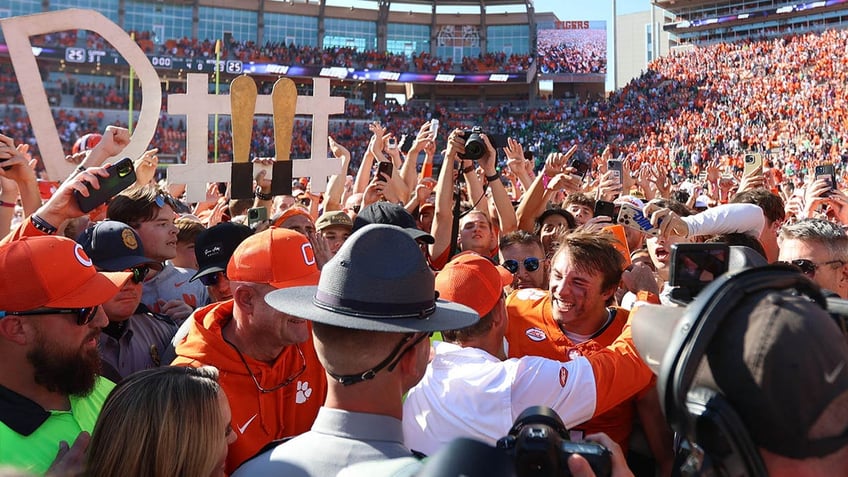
[86,366,225,477]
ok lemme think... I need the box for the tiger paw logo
[296,381,312,404]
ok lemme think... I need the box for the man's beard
[27,327,101,396]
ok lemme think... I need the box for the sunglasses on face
[7,305,100,326]
[129,265,150,284]
[199,271,227,287]
[779,258,845,277]
[502,257,541,274]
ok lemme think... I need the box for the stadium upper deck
[652,0,848,44]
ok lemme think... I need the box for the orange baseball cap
[0,236,131,312]
[227,227,321,289]
[273,207,313,229]
[435,251,513,318]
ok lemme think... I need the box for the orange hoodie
[172,300,327,474]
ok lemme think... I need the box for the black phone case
[74,158,137,213]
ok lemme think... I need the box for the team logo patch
[516,288,547,301]
[568,348,583,360]
[525,327,547,342]
[121,228,138,250]
[73,244,93,267]
[559,367,568,387]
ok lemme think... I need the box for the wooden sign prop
[1,9,345,200]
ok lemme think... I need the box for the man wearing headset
[632,266,848,476]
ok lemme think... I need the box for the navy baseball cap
[77,220,162,272]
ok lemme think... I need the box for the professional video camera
[458,126,508,160]
[496,406,611,477]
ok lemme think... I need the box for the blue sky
[534,0,652,22]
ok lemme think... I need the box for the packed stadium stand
[2,0,848,182]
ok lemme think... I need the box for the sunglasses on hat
[502,257,541,274]
[6,305,100,326]
[777,258,845,278]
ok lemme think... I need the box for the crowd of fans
[4,24,848,477]
[6,27,848,186]
[537,27,607,75]
[27,30,534,74]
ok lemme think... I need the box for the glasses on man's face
[502,257,541,274]
[778,258,845,278]
[7,306,100,326]
[199,271,227,287]
[129,265,150,284]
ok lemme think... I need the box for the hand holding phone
[814,164,836,195]
[607,159,623,185]
[743,153,763,177]
[594,200,616,221]
[430,119,440,138]
[74,157,136,213]
[377,161,393,182]
[247,206,268,227]
[617,203,660,237]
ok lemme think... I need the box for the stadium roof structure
[356,0,532,6]
[651,0,734,12]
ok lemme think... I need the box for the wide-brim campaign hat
[265,224,478,333]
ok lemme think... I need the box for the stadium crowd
[1,26,848,477]
[28,30,534,74]
[537,27,607,75]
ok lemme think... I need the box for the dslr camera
[458,126,508,160]
[497,406,611,477]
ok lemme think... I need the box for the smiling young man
[0,236,130,475]
[171,227,327,474]
[504,231,672,470]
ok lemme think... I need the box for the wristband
[0,200,14,208]
[461,165,474,174]
[541,174,551,190]
[485,171,501,183]
[254,187,273,201]
[31,214,58,235]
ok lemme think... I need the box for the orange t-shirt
[504,288,649,450]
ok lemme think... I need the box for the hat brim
[98,255,163,273]
[269,270,322,290]
[190,264,227,282]
[265,285,479,333]
[44,271,131,309]
[406,228,435,245]
[630,303,685,375]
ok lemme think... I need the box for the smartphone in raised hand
[74,157,137,213]
[377,161,394,182]
[743,153,763,177]
[617,203,660,237]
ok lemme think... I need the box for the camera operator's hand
[478,134,498,176]
[445,129,465,163]
[567,433,634,477]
